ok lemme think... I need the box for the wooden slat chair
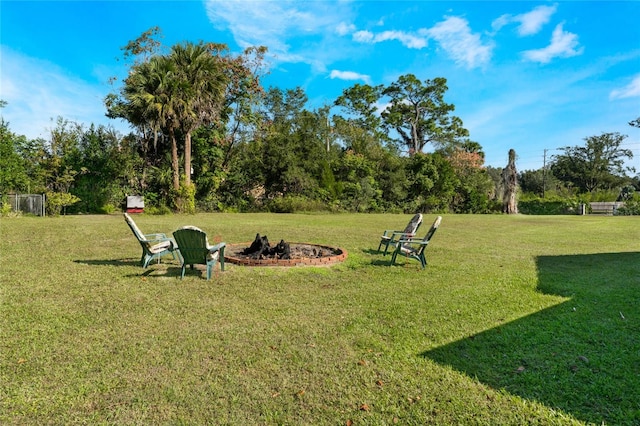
[172,226,226,280]
[123,213,177,268]
[378,213,423,255]
[389,216,442,269]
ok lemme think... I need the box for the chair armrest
[207,242,226,253]
[142,234,175,249]
[397,237,426,246]
[388,231,415,243]
[391,230,414,237]
[143,232,168,240]
[382,229,405,238]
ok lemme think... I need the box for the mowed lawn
[1,213,639,425]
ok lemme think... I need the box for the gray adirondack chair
[378,213,423,255]
[124,213,177,268]
[389,216,441,269]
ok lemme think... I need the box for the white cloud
[205,0,352,63]
[491,14,512,33]
[376,31,427,49]
[610,75,640,100]
[522,23,583,63]
[352,29,427,49]
[353,30,374,43]
[492,4,557,36]
[0,47,129,140]
[517,4,557,36]
[329,70,371,84]
[336,22,355,36]
[424,17,493,68]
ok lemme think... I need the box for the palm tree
[124,55,182,190]
[169,42,227,187]
[106,40,229,207]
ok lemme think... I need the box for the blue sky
[1,1,639,171]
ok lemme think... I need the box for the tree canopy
[3,28,638,216]
[550,132,633,193]
[381,75,469,155]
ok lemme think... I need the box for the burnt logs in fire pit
[225,236,347,267]
[242,234,291,259]
[238,233,340,261]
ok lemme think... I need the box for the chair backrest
[403,213,423,235]
[173,227,210,265]
[418,216,442,251]
[124,213,145,242]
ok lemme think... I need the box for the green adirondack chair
[378,213,423,255]
[123,213,177,268]
[389,216,441,269]
[172,226,226,280]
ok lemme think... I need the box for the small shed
[126,196,144,213]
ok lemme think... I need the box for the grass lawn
[1,213,639,425]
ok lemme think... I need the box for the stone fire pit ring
[224,242,348,267]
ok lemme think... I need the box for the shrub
[46,192,81,216]
[0,198,14,217]
[98,203,117,214]
[144,205,173,215]
[170,182,196,214]
[265,195,328,213]
[518,195,580,215]
[617,194,640,215]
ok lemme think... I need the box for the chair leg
[180,265,186,279]
[379,240,392,255]
[390,250,398,266]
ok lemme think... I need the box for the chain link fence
[6,194,46,216]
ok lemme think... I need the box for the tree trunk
[502,149,518,214]
[169,127,180,190]
[184,131,192,186]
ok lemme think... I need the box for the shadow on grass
[74,258,140,267]
[74,258,186,279]
[364,248,420,268]
[421,252,640,425]
[125,267,185,279]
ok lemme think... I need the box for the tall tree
[258,87,313,198]
[333,83,388,155]
[170,42,227,187]
[122,55,182,190]
[120,26,163,66]
[107,29,264,211]
[0,107,29,193]
[406,152,458,212]
[551,132,633,193]
[501,149,518,214]
[381,75,468,155]
[218,46,267,168]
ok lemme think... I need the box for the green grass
[1,213,639,425]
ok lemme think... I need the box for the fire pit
[224,234,347,267]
